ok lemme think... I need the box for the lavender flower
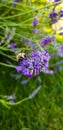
[9,94,15,104]
[9,43,17,50]
[4,94,15,100]
[60,45,63,51]
[33,16,38,27]
[5,33,11,42]
[29,85,41,99]
[44,69,54,74]
[9,100,14,104]
[49,12,57,19]
[5,28,16,43]
[11,94,15,99]
[15,66,22,73]
[22,38,31,44]
[57,66,62,71]
[49,8,58,24]
[40,36,55,47]
[28,42,37,50]
[9,43,15,48]
[54,0,60,2]
[33,29,40,34]
[21,79,28,85]
[16,50,50,78]
[22,38,27,43]
[60,10,63,17]
[44,67,62,74]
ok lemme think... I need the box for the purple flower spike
[9,43,17,50]
[17,50,50,78]
[61,45,63,52]
[29,85,41,99]
[22,38,27,43]
[44,69,54,74]
[21,79,28,85]
[49,12,57,19]
[33,16,38,27]
[10,43,15,48]
[9,100,14,104]
[57,66,62,71]
[5,33,11,42]
[40,36,55,47]
[60,10,63,17]
[11,94,15,99]
[33,29,40,34]
[15,66,22,73]
[54,0,60,2]
[4,93,15,100]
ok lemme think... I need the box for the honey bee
[16,53,27,62]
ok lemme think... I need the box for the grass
[0,66,63,130]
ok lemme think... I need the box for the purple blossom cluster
[33,28,40,34]
[49,10,57,19]
[5,27,16,43]
[33,15,40,35]
[54,0,60,2]
[4,94,15,104]
[1,0,63,80]
[8,43,17,50]
[40,36,55,47]
[22,38,31,44]
[60,10,63,17]
[16,50,50,78]
[49,8,58,24]
[49,6,63,24]
[22,35,55,51]
[33,16,38,27]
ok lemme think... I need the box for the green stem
[0,99,10,109]
[0,51,16,61]
[0,62,15,68]
[0,46,15,52]
[7,97,30,106]
[0,0,62,20]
